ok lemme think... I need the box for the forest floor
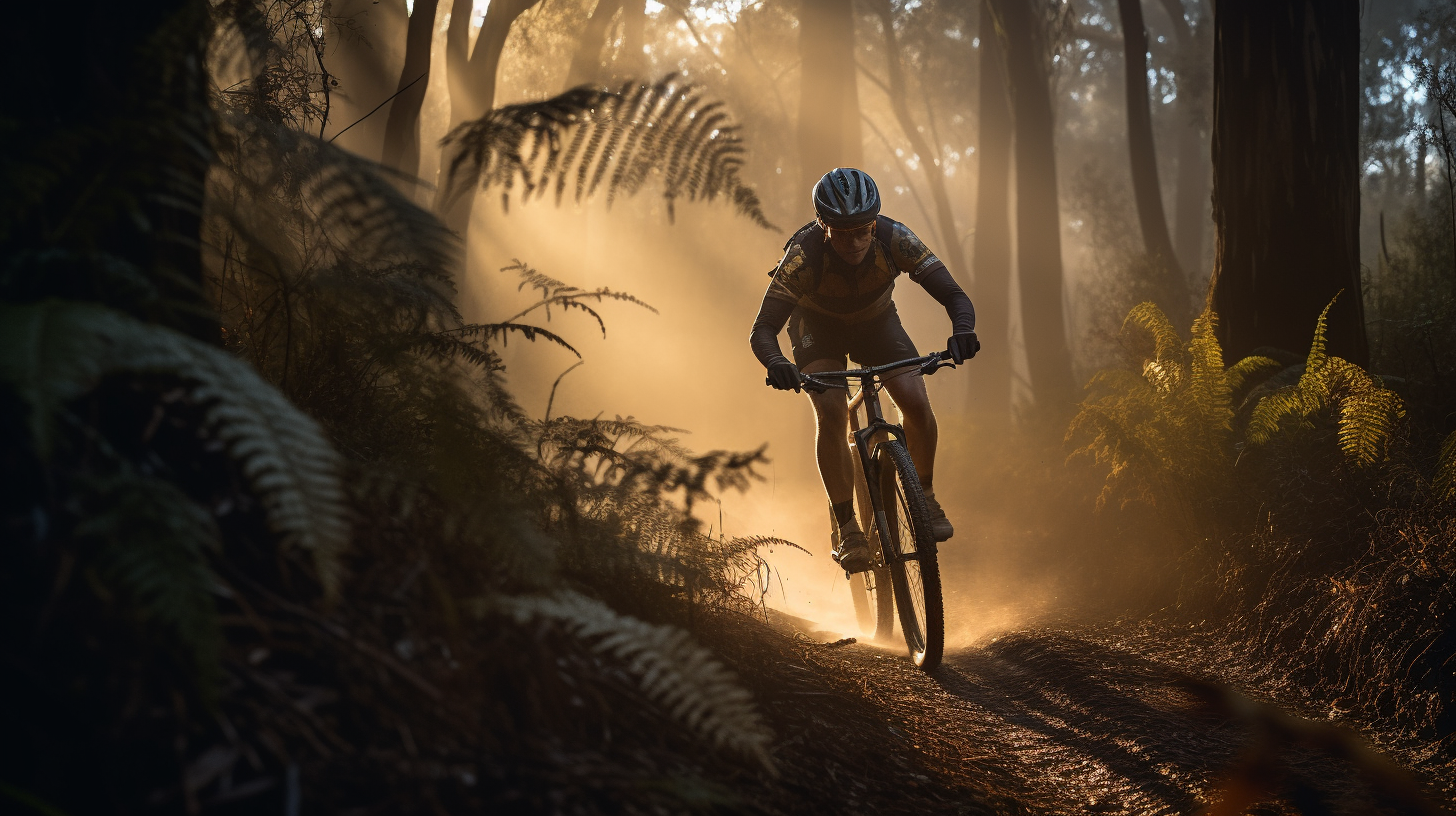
[698,614,1455,816]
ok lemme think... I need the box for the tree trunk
[1158,0,1211,291]
[565,0,624,89]
[988,0,1076,409]
[972,0,1013,427]
[381,0,440,179]
[1117,0,1189,323]
[327,0,409,162]
[871,0,969,284]
[1209,0,1367,366]
[797,0,862,195]
[438,0,543,235]
[616,0,647,78]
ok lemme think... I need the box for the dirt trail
[708,617,1450,816]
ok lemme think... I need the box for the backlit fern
[440,75,774,227]
[1067,303,1278,513]
[1245,297,1406,469]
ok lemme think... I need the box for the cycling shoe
[924,493,953,542]
[832,527,874,574]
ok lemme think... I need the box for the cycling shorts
[787,304,920,370]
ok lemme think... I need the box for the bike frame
[802,352,952,569]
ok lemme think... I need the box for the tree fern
[508,591,775,772]
[0,300,349,597]
[440,75,774,228]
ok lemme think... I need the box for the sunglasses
[825,222,874,237]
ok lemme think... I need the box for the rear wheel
[875,439,944,669]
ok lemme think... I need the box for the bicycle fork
[852,420,909,569]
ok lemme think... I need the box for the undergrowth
[1,1,789,812]
[1069,293,1456,771]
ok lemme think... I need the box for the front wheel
[847,442,894,639]
[875,440,944,669]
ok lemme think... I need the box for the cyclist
[749,168,979,574]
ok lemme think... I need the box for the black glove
[947,331,980,364]
[766,360,803,391]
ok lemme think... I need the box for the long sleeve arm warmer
[917,267,976,334]
[748,294,797,369]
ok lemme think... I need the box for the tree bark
[565,0,624,89]
[972,0,1013,427]
[797,0,862,195]
[1117,0,1189,323]
[381,0,440,179]
[438,0,544,235]
[987,0,1076,409]
[1209,0,1367,366]
[870,0,969,285]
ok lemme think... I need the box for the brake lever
[921,353,956,376]
[800,376,829,394]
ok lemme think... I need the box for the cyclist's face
[827,222,874,265]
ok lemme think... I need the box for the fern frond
[1245,386,1315,446]
[0,301,350,597]
[1122,301,1184,366]
[1226,355,1283,393]
[215,112,461,275]
[442,75,774,228]
[1320,358,1406,469]
[508,591,776,772]
[1305,294,1337,372]
[433,322,582,358]
[1186,307,1232,429]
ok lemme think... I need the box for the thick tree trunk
[381,0,440,178]
[988,0,1076,409]
[438,0,543,235]
[797,0,862,195]
[972,0,1013,427]
[1209,0,1367,366]
[565,0,624,89]
[1117,0,1189,323]
[871,0,969,284]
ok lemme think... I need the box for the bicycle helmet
[813,168,881,229]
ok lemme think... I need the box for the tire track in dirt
[784,627,1445,815]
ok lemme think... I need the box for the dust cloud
[464,197,1103,645]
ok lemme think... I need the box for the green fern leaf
[0,301,350,597]
[1122,301,1184,367]
[1225,355,1282,393]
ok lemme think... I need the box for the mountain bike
[801,352,955,670]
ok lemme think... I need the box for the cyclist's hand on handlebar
[765,360,803,392]
[947,331,980,364]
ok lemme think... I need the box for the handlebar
[764,351,956,393]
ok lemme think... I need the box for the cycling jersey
[765,217,946,324]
